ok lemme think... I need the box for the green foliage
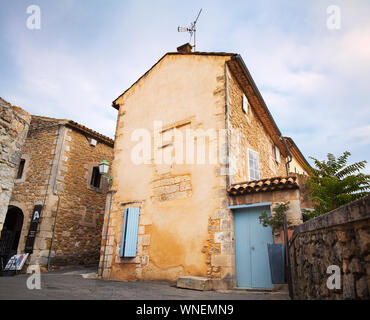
[305,151,370,218]
[258,202,292,230]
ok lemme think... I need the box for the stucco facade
[99,49,308,289]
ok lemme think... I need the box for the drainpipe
[225,64,231,189]
[280,136,293,176]
[47,195,60,270]
[100,190,115,277]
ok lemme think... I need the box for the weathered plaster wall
[50,127,113,266]
[99,54,232,283]
[0,98,30,232]
[289,195,370,300]
[226,67,287,184]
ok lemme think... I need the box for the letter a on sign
[33,211,40,221]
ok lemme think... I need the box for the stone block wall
[226,67,287,184]
[289,195,370,300]
[10,115,114,268]
[10,116,61,266]
[0,98,31,232]
[50,126,113,266]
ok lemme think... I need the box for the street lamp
[99,158,112,185]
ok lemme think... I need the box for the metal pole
[47,195,60,271]
[101,190,114,277]
[284,215,294,299]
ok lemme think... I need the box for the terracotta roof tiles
[227,176,298,196]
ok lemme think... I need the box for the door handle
[250,246,255,251]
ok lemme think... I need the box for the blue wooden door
[234,205,273,289]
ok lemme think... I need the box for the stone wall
[10,116,114,268]
[10,116,61,266]
[49,126,113,266]
[0,98,31,232]
[226,67,287,184]
[289,195,370,300]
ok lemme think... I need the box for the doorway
[233,204,273,289]
[0,206,24,268]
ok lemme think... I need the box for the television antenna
[177,9,202,51]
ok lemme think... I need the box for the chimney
[177,43,193,53]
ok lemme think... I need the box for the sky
[0,0,369,172]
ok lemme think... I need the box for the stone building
[98,45,312,290]
[0,114,114,269]
[0,98,31,234]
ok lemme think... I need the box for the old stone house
[0,98,31,235]
[98,44,312,290]
[0,113,114,269]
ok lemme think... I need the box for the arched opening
[0,206,24,268]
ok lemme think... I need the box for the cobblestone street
[0,266,289,300]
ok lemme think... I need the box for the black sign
[25,205,42,254]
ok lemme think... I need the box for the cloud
[0,0,369,171]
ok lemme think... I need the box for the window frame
[274,145,281,164]
[90,166,102,188]
[248,148,260,181]
[242,94,249,116]
[16,159,26,179]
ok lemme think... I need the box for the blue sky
[1,0,369,172]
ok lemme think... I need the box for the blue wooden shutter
[120,207,140,258]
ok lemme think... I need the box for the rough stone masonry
[0,98,31,232]
[289,195,370,300]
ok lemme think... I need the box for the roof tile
[227,176,299,196]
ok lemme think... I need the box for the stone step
[177,276,213,291]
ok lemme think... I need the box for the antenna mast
[178,9,202,51]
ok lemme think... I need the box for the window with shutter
[248,149,260,181]
[120,207,141,258]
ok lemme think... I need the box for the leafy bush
[305,152,370,218]
[258,202,292,230]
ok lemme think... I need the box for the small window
[242,94,249,115]
[295,167,299,174]
[16,159,26,179]
[90,167,101,188]
[248,149,260,181]
[274,146,280,163]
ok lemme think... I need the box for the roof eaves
[66,120,114,147]
[227,54,290,157]
[31,115,114,147]
[284,137,311,170]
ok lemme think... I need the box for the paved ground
[0,266,289,300]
